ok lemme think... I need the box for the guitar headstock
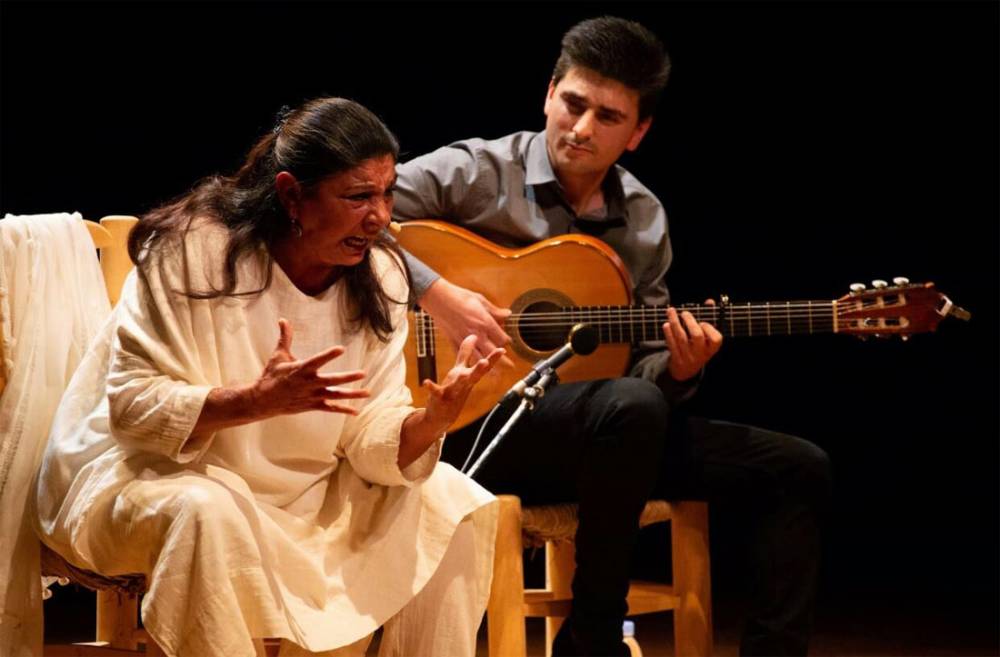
[836,278,971,339]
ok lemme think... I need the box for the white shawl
[0,212,110,657]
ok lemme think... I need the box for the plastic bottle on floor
[622,619,643,657]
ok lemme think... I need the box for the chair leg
[544,540,575,657]
[670,501,713,657]
[96,589,139,650]
[146,637,168,656]
[488,495,528,657]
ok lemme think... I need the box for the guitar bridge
[414,309,438,382]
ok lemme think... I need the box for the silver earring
[290,219,303,238]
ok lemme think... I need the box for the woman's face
[286,154,396,268]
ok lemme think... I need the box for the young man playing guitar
[393,17,831,656]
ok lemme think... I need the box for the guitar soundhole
[516,301,573,352]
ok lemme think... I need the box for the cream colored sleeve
[339,250,443,486]
[106,225,229,462]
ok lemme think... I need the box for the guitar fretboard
[414,301,838,355]
[527,301,837,343]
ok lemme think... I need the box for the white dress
[33,219,498,656]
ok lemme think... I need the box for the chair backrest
[0,214,138,397]
[84,215,139,306]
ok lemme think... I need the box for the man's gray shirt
[392,130,697,403]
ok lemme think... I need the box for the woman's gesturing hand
[422,334,505,434]
[252,318,371,416]
[195,319,370,435]
[397,334,504,470]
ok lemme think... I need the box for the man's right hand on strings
[419,278,514,366]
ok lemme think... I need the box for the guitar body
[397,220,635,430]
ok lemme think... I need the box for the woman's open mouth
[342,236,369,252]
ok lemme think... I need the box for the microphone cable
[459,401,505,475]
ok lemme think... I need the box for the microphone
[499,324,599,405]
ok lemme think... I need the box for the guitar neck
[520,300,838,344]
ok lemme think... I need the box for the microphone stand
[462,323,597,480]
[464,369,557,479]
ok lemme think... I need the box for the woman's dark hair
[128,97,406,341]
[552,16,671,121]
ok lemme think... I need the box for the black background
[3,0,997,641]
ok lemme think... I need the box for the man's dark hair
[552,16,671,121]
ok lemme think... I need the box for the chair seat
[40,543,146,595]
[488,495,712,657]
[520,499,674,547]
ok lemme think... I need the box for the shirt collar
[524,131,558,186]
[524,130,629,222]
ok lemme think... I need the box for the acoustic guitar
[397,220,970,430]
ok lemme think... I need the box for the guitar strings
[415,313,877,325]
[415,309,873,327]
[412,303,895,343]
[415,306,863,320]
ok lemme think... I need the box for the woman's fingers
[318,400,360,415]
[267,319,296,365]
[301,344,347,370]
[276,318,294,354]
[422,379,445,397]
[322,387,371,400]
[317,370,367,385]
[454,334,479,366]
[469,348,505,382]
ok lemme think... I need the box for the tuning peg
[892,277,910,287]
[849,283,866,295]
[872,279,888,289]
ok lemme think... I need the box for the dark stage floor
[43,587,998,656]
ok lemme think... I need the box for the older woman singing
[34,97,503,657]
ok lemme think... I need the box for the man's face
[543,66,651,180]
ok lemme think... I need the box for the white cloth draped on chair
[0,212,111,657]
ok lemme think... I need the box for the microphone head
[568,324,599,356]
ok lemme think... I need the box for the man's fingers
[491,327,512,348]
[480,294,511,318]
[477,295,512,345]
[662,313,678,352]
[704,323,724,354]
[680,311,705,344]
[664,308,691,360]
[302,344,347,370]
[664,308,685,343]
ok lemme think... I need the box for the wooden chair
[487,495,713,657]
[29,216,286,657]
